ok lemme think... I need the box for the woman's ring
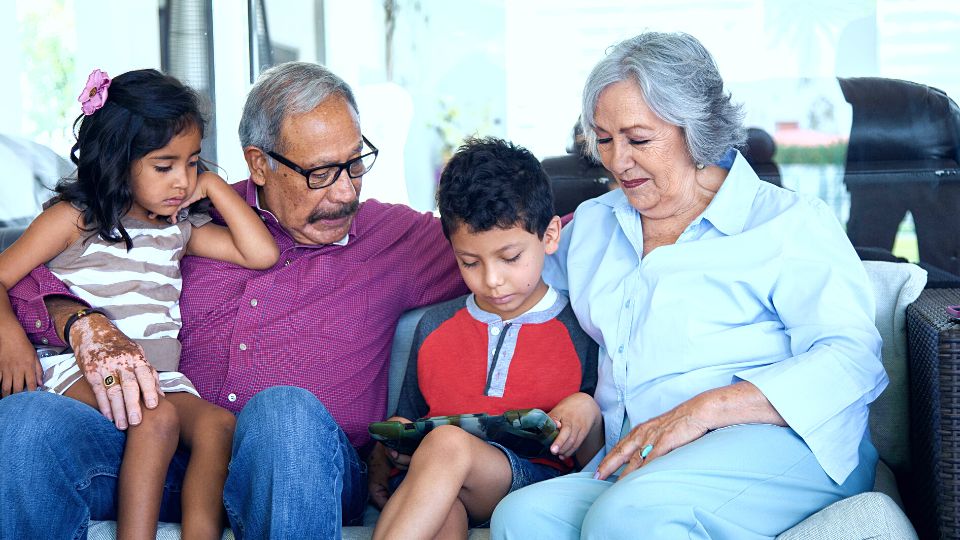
[103,373,119,388]
[640,444,654,459]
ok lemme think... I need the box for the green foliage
[20,0,75,147]
[774,143,847,165]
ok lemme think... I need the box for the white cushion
[862,261,926,474]
[777,492,918,540]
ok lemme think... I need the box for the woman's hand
[595,398,711,481]
[0,322,43,397]
[69,314,162,430]
[594,382,786,481]
[547,392,602,460]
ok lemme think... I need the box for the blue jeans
[0,386,367,540]
[224,386,368,538]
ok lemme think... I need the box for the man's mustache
[308,200,359,223]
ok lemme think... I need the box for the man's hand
[69,314,162,430]
[547,392,602,461]
[0,323,43,397]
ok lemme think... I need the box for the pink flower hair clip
[78,69,111,116]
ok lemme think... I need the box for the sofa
[1,217,951,539]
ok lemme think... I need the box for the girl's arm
[182,172,279,269]
[0,202,82,396]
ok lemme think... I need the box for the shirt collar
[465,286,566,325]
[696,149,761,236]
[244,178,351,246]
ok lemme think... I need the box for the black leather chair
[839,76,960,277]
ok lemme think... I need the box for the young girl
[0,68,279,539]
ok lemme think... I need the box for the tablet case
[368,408,559,458]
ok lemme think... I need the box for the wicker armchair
[906,288,960,539]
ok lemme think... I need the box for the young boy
[369,137,602,539]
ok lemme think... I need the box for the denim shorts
[388,441,563,495]
[486,441,564,494]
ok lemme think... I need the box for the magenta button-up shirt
[10,180,467,449]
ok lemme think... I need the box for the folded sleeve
[8,264,88,347]
[736,199,887,484]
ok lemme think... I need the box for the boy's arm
[183,172,279,269]
[546,392,603,466]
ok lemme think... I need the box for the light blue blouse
[543,151,887,484]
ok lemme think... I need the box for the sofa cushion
[776,492,918,540]
[862,261,927,476]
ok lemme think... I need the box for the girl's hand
[169,172,224,223]
[69,313,163,430]
[594,397,711,481]
[0,324,43,397]
[547,392,602,460]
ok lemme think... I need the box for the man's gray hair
[239,62,359,156]
[580,32,745,166]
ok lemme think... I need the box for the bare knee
[132,398,180,443]
[412,425,475,469]
[193,406,236,448]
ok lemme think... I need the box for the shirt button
[491,326,501,336]
[284,259,291,266]
[491,348,496,356]
[41,338,49,345]
[239,343,247,351]
[625,300,631,309]
[618,345,624,354]
[35,320,42,328]
[227,393,237,402]
[250,299,258,307]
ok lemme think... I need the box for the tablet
[368,408,559,458]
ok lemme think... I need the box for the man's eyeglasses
[267,135,379,190]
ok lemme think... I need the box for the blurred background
[2,0,959,275]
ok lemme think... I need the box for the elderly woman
[491,32,887,539]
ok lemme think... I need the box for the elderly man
[0,62,465,538]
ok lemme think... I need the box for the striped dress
[39,210,211,396]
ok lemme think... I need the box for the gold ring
[103,373,119,388]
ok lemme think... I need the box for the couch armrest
[906,288,960,539]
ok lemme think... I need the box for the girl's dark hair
[437,137,555,240]
[58,69,205,249]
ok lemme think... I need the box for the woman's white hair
[580,32,746,166]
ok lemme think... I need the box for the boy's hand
[367,442,393,509]
[547,392,602,460]
[0,325,43,397]
[382,415,414,470]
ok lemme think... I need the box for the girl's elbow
[248,246,280,269]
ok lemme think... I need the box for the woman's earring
[696,162,705,170]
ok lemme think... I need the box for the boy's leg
[224,386,367,540]
[166,392,235,540]
[0,391,186,539]
[65,380,180,540]
[373,424,513,539]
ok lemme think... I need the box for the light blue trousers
[490,424,877,540]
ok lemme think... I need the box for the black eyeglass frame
[266,135,379,189]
